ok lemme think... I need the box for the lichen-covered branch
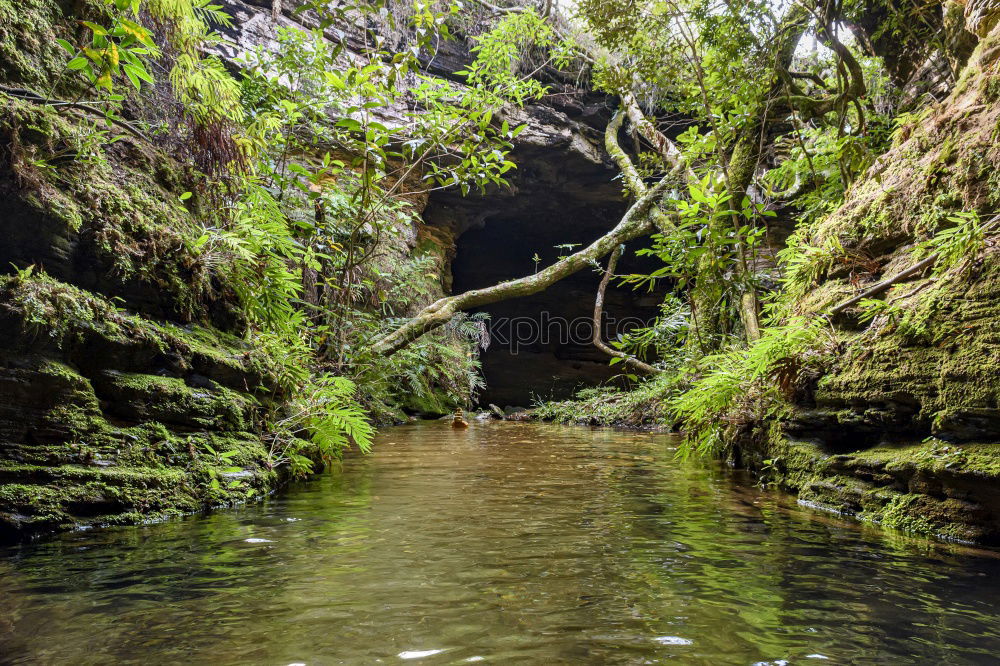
[0,85,149,142]
[604,110,646,198]
[604,104,679,234]
[621,91,695,182]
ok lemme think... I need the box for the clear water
[2,421,1000,665]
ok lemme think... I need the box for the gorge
[4,0,1000,657]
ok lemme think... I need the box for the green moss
[0,0,69,88]
[0,98,217,320]
[0,272,290,538]
[0,427,274,536]
[2,273,281,388]
[149,320,282,388]
[103,371,252,430]
[879,495,938,533]
[752,435,1000,543]
[2,271,128,345]
[0,462,198,531]
[812,258,1000,431]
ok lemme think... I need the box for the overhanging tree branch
[371,173,674,356]
[604,105,680,234]
[372,0,832,358]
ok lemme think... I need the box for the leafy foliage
[57,0,157,93]
[29,0,565,475]
[609,295,691,369]
[268,374,375,477]
[915,212,984,276]
[669,317,830,457]
[29,0,973,478]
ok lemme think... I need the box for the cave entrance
[420,92,668,407]
[450,209,663,408]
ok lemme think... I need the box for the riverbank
[534,21,1000,547]
[532,387,1000,546]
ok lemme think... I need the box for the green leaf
[127,61,154,83]
[67,57,88,70]
[326,71,345,89]
[80,21,107,36]
[122,63,141,89]
[336,117,362,131]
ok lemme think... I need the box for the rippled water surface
[3,421,1000,665]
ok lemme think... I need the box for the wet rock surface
[0,277,279,540]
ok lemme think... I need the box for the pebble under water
[2,420,1000,664]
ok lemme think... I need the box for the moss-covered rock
[724,24,1000,545]
[0,273,281,540]
[0,0,478,542]
[0,97,243,324]
[0,0,71,88]
[748,433,1000,544]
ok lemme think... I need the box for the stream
[2,421,1000,664]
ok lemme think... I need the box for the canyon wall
[739,9,1000,545]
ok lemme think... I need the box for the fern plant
[268,374,375,477]
[192,184,304,334]
[914,211,983,277]
[669,316,830,457]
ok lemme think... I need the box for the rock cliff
[738,12,1000,545]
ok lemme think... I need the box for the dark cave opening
[450,211,665,408]
[421,92,669,407]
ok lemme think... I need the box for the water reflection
[2,421,1000,664]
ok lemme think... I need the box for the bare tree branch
[828,215,1000,316]
[1,85,149,142]
[592,245,661,374]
